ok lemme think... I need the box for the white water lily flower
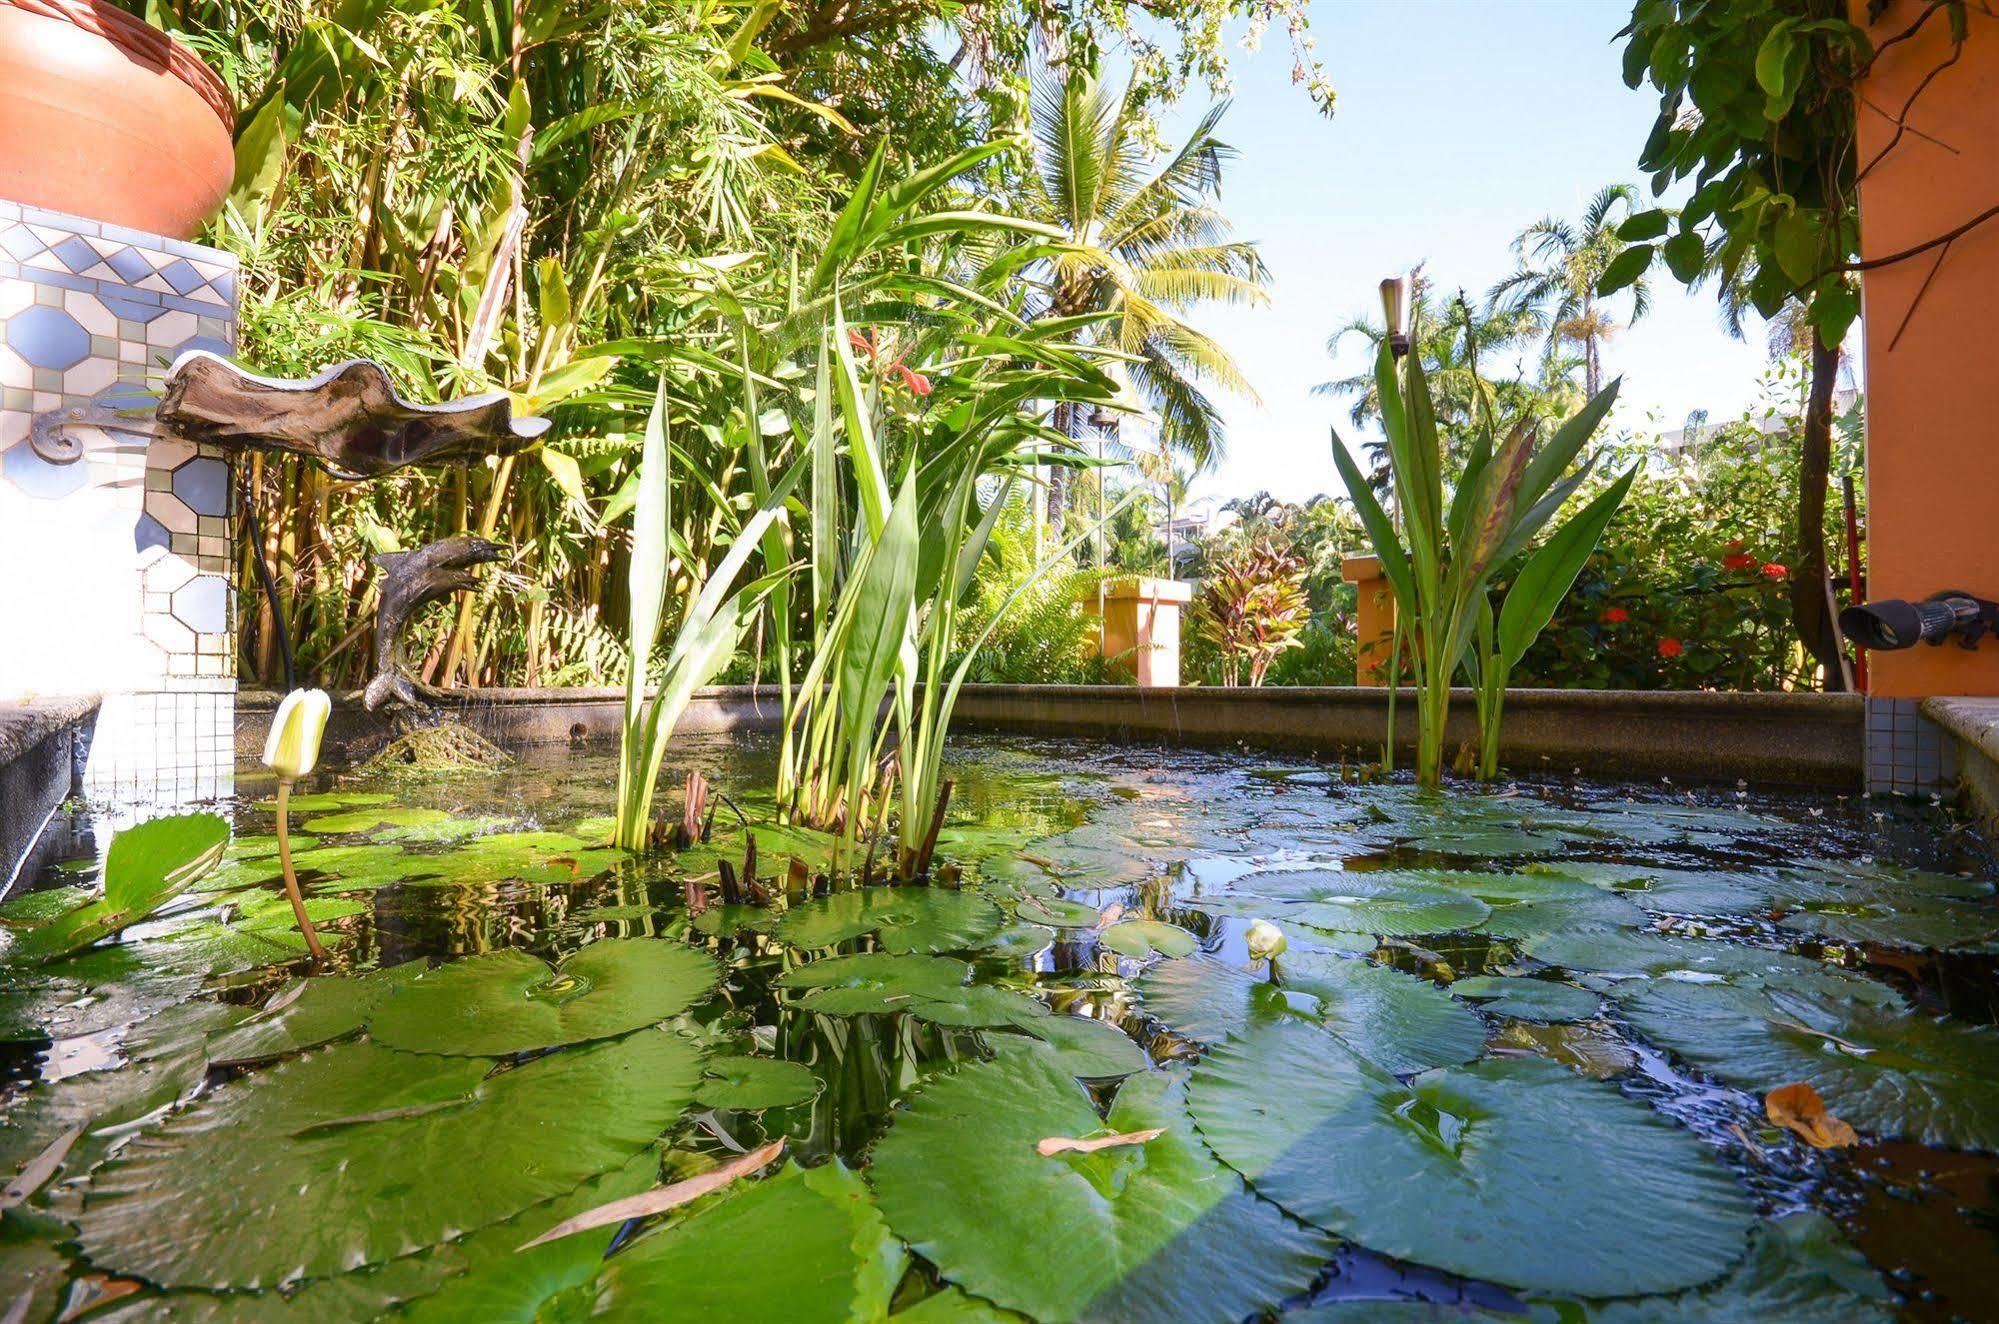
[262,688,331,781]
[1245,918,1287,969]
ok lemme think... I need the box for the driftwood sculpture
[157,351,548,479]
[363,537,505,711]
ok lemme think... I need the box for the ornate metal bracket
[28,400,160,464]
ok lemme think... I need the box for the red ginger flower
[1723,552,1757,570]
[1600,606,1629,624]
[1657,637,1684,658]
[1760,562,1788,580]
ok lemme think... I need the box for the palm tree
[1490,183,1654,397]
[1022,67,1269,530]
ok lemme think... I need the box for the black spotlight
[1840,591,1999,651]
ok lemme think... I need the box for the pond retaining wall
[237,685,1865,790]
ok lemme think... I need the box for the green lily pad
[0,885,93,922]
[594,1160,903,1323]
[285,844,417,892]
[391,1153,656,1324]
[776,953,1047,1028]
[1005,1014,1147,1079]
[979,922,1058,957]
[1519,930,1905,1007]
[1618,982,1999,1152]
[776,952,971,1011]
[5,814,229,963]
[1492,1020,1638,1080]
[1189,1017,1754,1296]
[774,887,1007,953]
[1010,895,1104,929]
[1135,957,1292,1044]
[891,1285,1029,1323]
[696,1056,822,1109]
[1278,949,1488,1074]
[1587,1211,1894,1323]
[257,792,395,813]
[395,832,628,888]
[1198,870,1490,937]
[1773,894,1999,951]
[870,1053,1334,1323]
[74,1028,704,1288]
[1429,871,1649,939]
[0,1001,243,1186]
[1098,920,1198,959]
[367,939,719,1056]
[97,1241,469,1322]
[206,961,426,1066]
[299,805,456,835]
[691,905,780,937]
[1449,975,1601,1023]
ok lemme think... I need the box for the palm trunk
[1790,327,1846,690]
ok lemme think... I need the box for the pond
[3,732,1997,1322]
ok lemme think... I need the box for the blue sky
[1155,0,1780,507]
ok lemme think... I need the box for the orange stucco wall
[1853,3,1999,697]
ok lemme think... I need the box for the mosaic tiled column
[0,197,239,804]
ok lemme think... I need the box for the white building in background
[1656,387,1861,462]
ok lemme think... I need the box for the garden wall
[236,685,1865,790]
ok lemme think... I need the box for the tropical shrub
[1191,539,1310,686]
[1516,391,1864,692]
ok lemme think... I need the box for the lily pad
[1279,949,1488,1074]
[1449,975,1601,1023]
[696,1056,822,1109]
[691,905,780,937]
[1135,957,1291,1044]
[1008,895,1104,929]
[1005,1014,1147,1079]
[775,887,1007,953]
[1617,982,1999,1152]
[206,961,426,1065]
[1519,930,1904,1008]
[367,939,719,1056]
[594,1160,903,1323]
[1589,1212,1894,1323]
[74,1028,704,1288]
[299,805,456,835]
[5,814,229,963]
[1198,870,1490,937]
[979,922,1058,957]
[394,832,628,888]
[1491,1020,1637,1080]
[256,792,395,813]
[1098,920,1198,959]
[778,952,1047,1027]
[870,1053,1334,1323]
[1189,1017,1754,1296]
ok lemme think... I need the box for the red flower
[1722,552,1757,570]
[1725,538,1744,552]
[848,328,877,360]
[889,363,933,396]
[1760,562,1787,580]
[1657,637,1684,659]
[1599,606,1629,624]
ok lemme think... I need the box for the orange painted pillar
[1095,577,1192,687]
[1342,555,1398,686]
[1852,4,1999,697]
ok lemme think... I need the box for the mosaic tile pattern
[1865,697,1955,795]
[0,197,239,798]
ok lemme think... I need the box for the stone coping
[0,694,101,766]
[240,685,1863,789]
[1919,696,1999,757]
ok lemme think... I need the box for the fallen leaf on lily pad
[1035,1127,1165,1157]
[1766,1082,1859,1149]
[518,1140,783,1250]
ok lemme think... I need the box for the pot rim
[1,0,235,133]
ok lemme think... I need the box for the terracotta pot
[0,0,234,239]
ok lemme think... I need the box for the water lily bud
[1245,919,1287,968]
[262,688,331,781]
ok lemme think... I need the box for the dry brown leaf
[516,1140,784,1251]
[1093,903,1126,931]
[1,1124,81,1211]
[1036,1127,1166,1157]
[55,1276,140,1323]
[1765,1082,1860,1149]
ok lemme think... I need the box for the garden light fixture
[1839,592,1999,651]
[1380,274,1413,358]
